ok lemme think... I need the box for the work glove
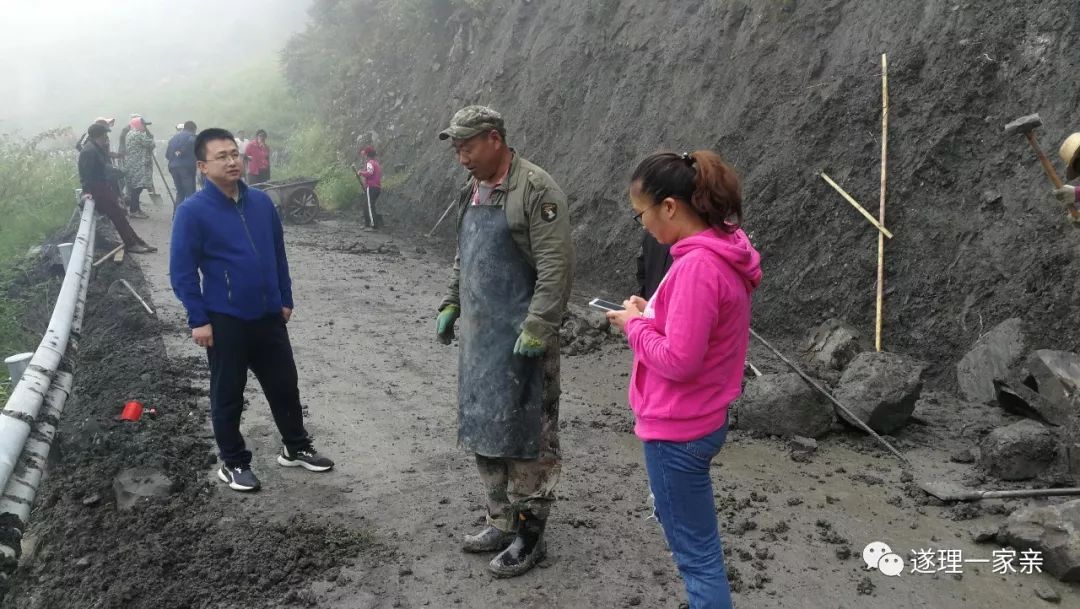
[1051,185,1076,205]
[436,305,460,345]
[513,330,546,358]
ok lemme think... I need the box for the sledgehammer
[1004,113,1080,220]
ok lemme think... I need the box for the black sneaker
[217,464,261,492]
[277,446,334,472]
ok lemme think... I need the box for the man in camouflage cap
[435,105,574,577]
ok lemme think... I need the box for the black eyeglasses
[633,203,659,226]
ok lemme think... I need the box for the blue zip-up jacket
[170,179,293,328]
[166,130,196,170]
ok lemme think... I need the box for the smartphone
[589,298,624,313]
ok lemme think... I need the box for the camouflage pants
[475,349,561,531]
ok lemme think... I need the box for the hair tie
[680,152,695,166]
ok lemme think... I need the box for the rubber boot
[462,525,515,553]
[488,513,546,577]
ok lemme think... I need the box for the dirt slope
[287,0,1080,382]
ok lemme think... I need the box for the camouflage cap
[438,105,504,141]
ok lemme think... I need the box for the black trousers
[206,312,310,467]
[364,186,382,228]
[170,166,197,210]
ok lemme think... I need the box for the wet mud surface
[3,204,1078,608]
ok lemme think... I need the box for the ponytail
[630,150,743,232]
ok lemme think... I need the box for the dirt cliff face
[287,0,1080,382]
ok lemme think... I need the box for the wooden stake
[92,244,125,267]
[876,54,889,352]
[820,172,895,239]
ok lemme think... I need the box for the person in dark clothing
[170,128,335,493]
[77,123,156,254]
[636,232,674,300]
[167,121,198,212]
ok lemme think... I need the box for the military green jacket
[440,153,574,343]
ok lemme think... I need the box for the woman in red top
[246,129,271,184]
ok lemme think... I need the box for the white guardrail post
[0,191,96,560]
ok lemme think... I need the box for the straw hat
[1059,133,1080,180]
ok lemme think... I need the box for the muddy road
[9,200,1079,609]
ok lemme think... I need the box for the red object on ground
[119,400,144,421]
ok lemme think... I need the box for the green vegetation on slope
[0,130,77,398]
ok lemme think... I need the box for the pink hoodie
[624,227,762,442]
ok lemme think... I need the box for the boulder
[731,373,834,438]
[999,499,1080,582]
[956,318,1027,403]
[803,319,866,371]
[978,420,1057,481]
[834,352,925,434]
[994,379,1071,427]
[1026,350,1080,415]
[113,468,173,510]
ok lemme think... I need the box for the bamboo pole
[876,54,889,352]
[92,244,125,267]
[820,173,894,239]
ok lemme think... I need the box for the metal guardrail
[0,190,97,561]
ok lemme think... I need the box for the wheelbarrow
[251,177,321,224]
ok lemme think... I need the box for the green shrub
[276,122,361,211]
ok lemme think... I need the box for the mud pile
[1,234,383,609]
[285,0,1080,384]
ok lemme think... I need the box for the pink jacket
[624,227,762,442]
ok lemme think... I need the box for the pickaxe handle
[1026,131,1064,189]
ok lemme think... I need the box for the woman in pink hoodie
[608,150,761,609]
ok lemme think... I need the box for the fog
[0,0,313,135]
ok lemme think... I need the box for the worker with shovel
[124,117,155,219]
[354,145,382,229]
[435,105,574,577]
[167,121,198,209]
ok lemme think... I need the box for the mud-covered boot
[488,514,546,577]
[462,525,515,553]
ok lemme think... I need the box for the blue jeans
[643,425,732,609]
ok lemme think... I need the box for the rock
[112,468,173,511]
[950,448,976,464]
[75,556,91,569]
[1034,583,1061,603]
[731,373,833,438]
[834,352,926,434]
[802,319,866,371]
[1026,350,1080,417]
[789,436,818,453]
[994,379,1070,427]
[970,526,998,544]
[81,494,100,507]
[1000,499,1080,582]
[956,318,1026,403]
[979,420,1057,481]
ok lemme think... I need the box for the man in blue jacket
[170,128,334,492]
[166,121,198,212]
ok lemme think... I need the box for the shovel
[351,165,376,227]
[919,480,1080,502]
[151,155,175,208]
